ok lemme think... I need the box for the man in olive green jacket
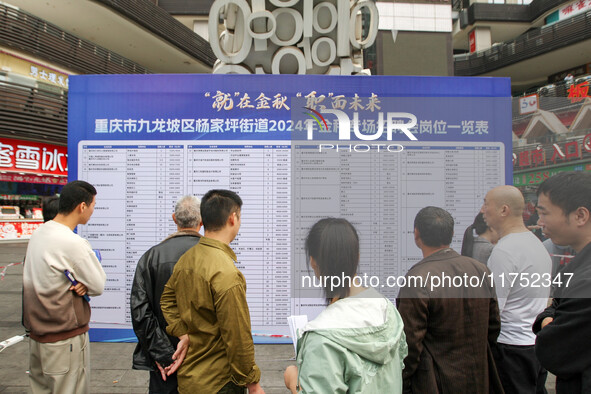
[161,190,264,394]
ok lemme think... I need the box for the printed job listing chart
[69,74,511,342]
[78,140,503,337]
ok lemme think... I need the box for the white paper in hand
[287,315,308,356]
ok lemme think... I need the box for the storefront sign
[469,30,476,53]
[548,64,589,83]
[519,94,538,115]
[513,163,591,186]
[0,51,69,88]
[0,173,67,185]
[568,81,590,103]
[513,133,591,170]
[0,138,67,178]
[558,0,591,20]
[0,220,42,239]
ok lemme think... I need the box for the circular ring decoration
[209,0,252,64]
[269,8,303,47]
[247,10,276,40]
[269,0,299,8]
[311,37,336,67]
[271,46,306,74]
[349,1,378,49]
[213,62,253,74]
[312,2,337,34]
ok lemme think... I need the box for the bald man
[481,186,552,394]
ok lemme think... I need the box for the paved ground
[0,240,555,393]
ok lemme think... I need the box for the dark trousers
[493,343,547,394]
[149,370,178,394]
[217,381,246,394]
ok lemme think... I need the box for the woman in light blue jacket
[284,218,407,394]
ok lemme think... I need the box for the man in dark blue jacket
[533,171,591,394]
[131,195,202,394]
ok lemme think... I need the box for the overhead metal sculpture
[209,0,378,74]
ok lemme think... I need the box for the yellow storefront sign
[0,50,69,88]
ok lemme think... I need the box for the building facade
[0,0,213,236]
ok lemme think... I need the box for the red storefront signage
[469,30,476,53]
[568,81,589,103]
[513,133,591,170]
[559,0,591,20]
[0,138,67,179]
[0,173,67,185]
[0,221,42,239]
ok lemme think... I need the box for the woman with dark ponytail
[284,218,407,393]
[461,212,499,265]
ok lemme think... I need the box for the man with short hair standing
[161,189,264,394]
[23,180,106,394]
[397,206,502,393]
[42,195,59,222]
[533,172,591,393]
[131,195,202,394]
[481,185,552,394]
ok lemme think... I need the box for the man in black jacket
[533,171,591,394]
[131,195,202,394]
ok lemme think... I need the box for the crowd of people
[21,171,591,394]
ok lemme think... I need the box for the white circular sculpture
[311,36,336,67]
[208,0,378,74]
[247,11,276,40]
[271,46,307,74]
[209,0,253,64]
[269,8,303,47]
[313,2,338,34]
